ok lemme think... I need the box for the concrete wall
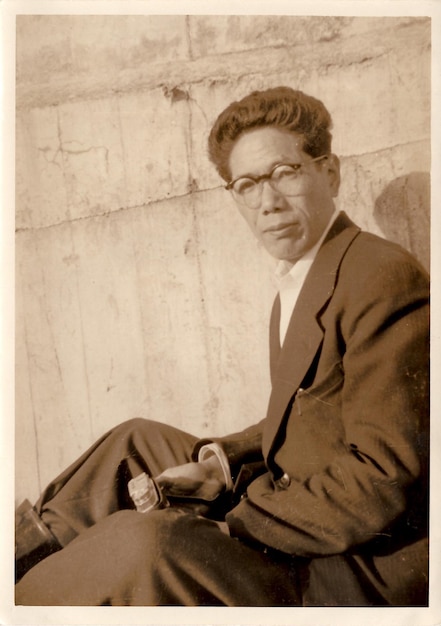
[15,15,431,504]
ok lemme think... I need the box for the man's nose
[259,180,285,214]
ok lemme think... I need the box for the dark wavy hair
[208,86,333,182]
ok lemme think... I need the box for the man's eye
[272,165,300,181]
[235,178,256,194]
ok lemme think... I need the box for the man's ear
[326,153,341,198]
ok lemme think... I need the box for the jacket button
[276,473,291,489]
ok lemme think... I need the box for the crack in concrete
[15,186,220,233]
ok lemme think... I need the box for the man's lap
[16,507,302,606]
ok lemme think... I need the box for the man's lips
[263,222,299,236]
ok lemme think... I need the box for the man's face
[228,126,340,263]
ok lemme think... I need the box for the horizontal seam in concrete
[16,23,430,110]
[339,137,431,161]
[15,134,430,234]
[14,186,220,233]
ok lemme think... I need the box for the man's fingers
[155,461,224,500]
[155,465,204,494]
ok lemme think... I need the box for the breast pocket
[297,359,345,412]
[275,361,347,479]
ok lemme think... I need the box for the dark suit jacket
[202,212,429,606]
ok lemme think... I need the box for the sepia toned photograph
[2,1,440,624]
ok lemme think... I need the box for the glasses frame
[225,154,329,208]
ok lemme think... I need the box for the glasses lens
[232,178,260,208]
[270,164,301,195]
[230,162,309,209]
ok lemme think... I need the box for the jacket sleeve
[192,420,265,483]
[226,250,429,557]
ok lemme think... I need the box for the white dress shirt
[275,210,339,345]
[198,210,340,489]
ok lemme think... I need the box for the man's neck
[275,209,340,281]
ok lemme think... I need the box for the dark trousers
[15,418,302,606]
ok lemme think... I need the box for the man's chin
[263,243,305,263]
[260,233,307,263]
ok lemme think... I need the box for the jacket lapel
[262,212,360,462]
[269,294,281,387]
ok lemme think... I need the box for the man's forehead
[228,126,305,176]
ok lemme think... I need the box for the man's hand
[155,455,226,502]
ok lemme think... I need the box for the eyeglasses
[225,155,328,210]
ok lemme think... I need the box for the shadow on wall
[373,172,430,272]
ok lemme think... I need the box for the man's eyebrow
[232,157,296,180]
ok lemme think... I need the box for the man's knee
[111,418,196,479]
[112,416,154,439]
[112,417,192,453]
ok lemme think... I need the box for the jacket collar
[262,211,360,462]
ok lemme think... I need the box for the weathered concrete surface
[16,189,275,493]
[374,171,430,270]
[15,15,431,503]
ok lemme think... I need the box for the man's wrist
[198,443,234,491]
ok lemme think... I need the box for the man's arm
[192,420,265,476]
[155,420,265,503]
[226,251,429,556]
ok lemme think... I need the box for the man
[15,86,429,606]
